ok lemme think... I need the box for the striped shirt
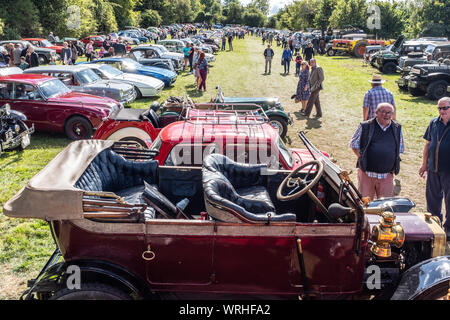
[363,86,395,120]
[349,120,405,179]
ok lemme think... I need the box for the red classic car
[3,133,448,300]
[22,38,63,55]
[0,74,123,140]
[94,102,293,149]
[80,36,106,48]
[149,110,325,170]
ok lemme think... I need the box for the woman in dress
[297,61,311,115]
[197,51,209,92]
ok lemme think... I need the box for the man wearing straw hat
[363,74,396,121]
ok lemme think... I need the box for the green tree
[243,7,266,27]
[140,9,161,27]
[404,0,450,38]
[368,1,405,39]
[109,0,140,28]
[313,0,337,30]
[328,0,367,30]
[0,0,42,38]
[249,0,270,16]
[224,0,244,24]
[94,0,118,34]
[195,11,207,23]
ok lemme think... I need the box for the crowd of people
[0,43,42,69]
[259,32,449,237]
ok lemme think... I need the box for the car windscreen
[39,79,71,98]
[122,58,141,70]
[425,44,436,54]
[149,136,162,153]
[77,69,101,84]
[157,46,168,53]
[99,64,123,78]
[277,137,293,168]
[41,39,53,47]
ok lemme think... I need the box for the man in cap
[363,74,396,121]
[303,58,324,117]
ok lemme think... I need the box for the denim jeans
[283,60,290,73]
[189,56,193,72]
[426,171,450,231]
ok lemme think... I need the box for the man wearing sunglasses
[420,97,450,239]
[350,103,404,200]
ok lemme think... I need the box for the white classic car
[82,63,165,98]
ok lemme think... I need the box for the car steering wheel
[277,160,324,201]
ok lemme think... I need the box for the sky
[239,0,294,15]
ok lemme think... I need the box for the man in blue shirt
[363,74,396,121]
[282,45,292,75]
[419,97,450,238]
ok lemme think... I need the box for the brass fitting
[370,211,405,258]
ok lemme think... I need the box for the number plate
[21,134,30,148]
[408,80,417,88]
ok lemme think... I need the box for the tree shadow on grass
[399,96,436,106]
[293,111,307,120]
[186,89,203,98]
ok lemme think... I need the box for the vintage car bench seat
[202,154,296,223]
[74,147,189,220]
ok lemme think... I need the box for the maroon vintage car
[3,132,449,300]
[0,74,122,140]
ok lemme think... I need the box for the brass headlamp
[366,208,405,258]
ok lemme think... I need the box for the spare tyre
[353,41,368,58]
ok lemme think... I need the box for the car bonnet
[116,73,164,87]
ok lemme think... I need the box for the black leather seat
[202,154,296,223]
[75,148,188,219]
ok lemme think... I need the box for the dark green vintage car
[210,86,293,138]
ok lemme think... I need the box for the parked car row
[0,28,231,144]
[351,34,450,101]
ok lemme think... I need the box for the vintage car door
[213,222,301,295]
[144,166,215,286]
[7,82,51,131]
[212,221,364,295]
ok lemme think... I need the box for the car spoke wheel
[327,49,335,56]
[64,116,93,140]
[38,55,48,65]
[50,282,131,300]
[269,115,288,138]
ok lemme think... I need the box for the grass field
[0,36,440,299]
